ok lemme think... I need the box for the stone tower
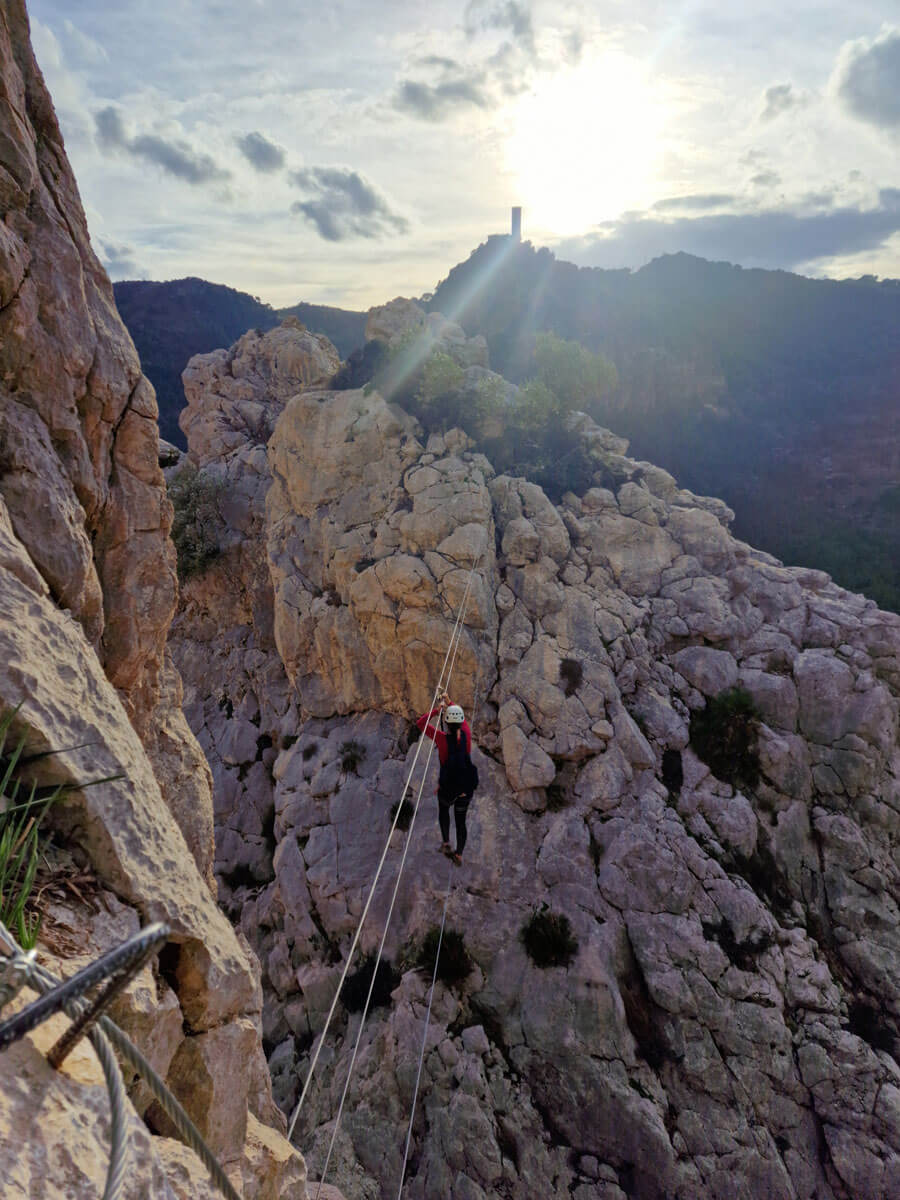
[511,206,522,241]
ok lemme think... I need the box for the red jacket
[416,706,472,764]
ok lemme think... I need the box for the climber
[416,692,478,867]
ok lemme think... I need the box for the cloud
[93,107,231,185]
[555,190,900,273]
[761,83,806,122]
[95,105,128,150]
[466,0,534,43]
[393,77,489,120]
[652,194,737,212]
[98,239,145,279]
[750,170,781,188]
[290,167,408,241]
[235,131,286,172]
[61,19,109,66]
[833,27,900,130]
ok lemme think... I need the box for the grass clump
[417,926,473,987]
[169,462,226,580]
[339,739,366,774]
[0,708,118,950]
[341,953,400,1013]
[520,906,579,969]
[689,686,761,790]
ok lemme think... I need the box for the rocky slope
[173,307,900,1199]
[0,2,305,1195]
[430,240,900,612]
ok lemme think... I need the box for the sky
[29,0,900,309]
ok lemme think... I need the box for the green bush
[531,332,618,417]
[485,422,597,502]
[169,463,226,580]
[339,739,366,774]
[689,687,761,789]
[520,907,579,968]
[417,926,473,986]
[417,351,465,410]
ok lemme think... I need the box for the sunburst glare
[504,52,668,236]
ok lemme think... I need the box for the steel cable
[0,920,242,1200]
[287,531,487,1146]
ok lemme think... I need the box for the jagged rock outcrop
[174,306,900,1199]
[0,4,306,1196]
[366,296,489,370]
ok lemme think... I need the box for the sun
[504,53,666,236]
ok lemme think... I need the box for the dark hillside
[114,278,367,447]
[429,241,900,610]
[114,278,278,446]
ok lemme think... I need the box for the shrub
[417,926,473,987]
[339,740,366,774]
[559,657,583,696]
[661,748,684,795]
[520,907,579,968]
[689,687,761,789]
[511,378,557,430]
[545,780,568,811]
[330,339,388,390]
[390,792,415,831]
[341,953,399,1012]
[168,463,226,580]
[531,331,618,417]
[417,351,465,411]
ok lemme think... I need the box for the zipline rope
[397,858,453,1198]
[287,532,487,1147]
[314,530,488,1198]
[396,624,487,1197]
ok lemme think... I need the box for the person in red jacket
[416,692,478,866]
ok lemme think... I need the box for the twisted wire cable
[0,921,242,1200]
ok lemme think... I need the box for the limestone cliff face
[0,0,213,879]
[0,3,305,1196]
[175,306,900,1200]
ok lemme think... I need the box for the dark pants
[438,791,472,855]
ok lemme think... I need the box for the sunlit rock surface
[174,308,900,1199]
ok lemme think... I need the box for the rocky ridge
[172,307,900,1199]
[0,3,306,1195]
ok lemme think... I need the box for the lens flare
[505,53,667,235]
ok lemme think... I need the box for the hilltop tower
[511,206,522,242]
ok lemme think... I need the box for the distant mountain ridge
[114,277,367,446]
[428,239,900,610]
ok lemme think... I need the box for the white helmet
[445,705,465,725]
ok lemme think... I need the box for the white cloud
[832,25,900,131]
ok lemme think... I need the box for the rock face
[174,306,900,1200]
[0,0,212,878]
[0,5,305,1197]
